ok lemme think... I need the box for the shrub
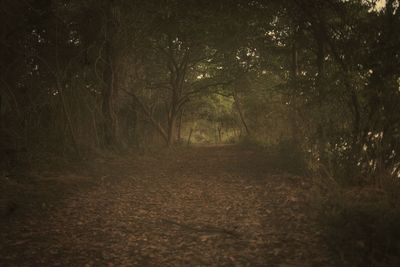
[318,185,400,266]
[238,136,308,175]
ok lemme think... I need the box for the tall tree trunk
[177,108,184,142]
[291,27,300,80]
[102,4,118,148]
[57,81,80,157]
[315,28,327,163]
[102,58,117,147]
[316,30,325,81]
[233,88,251,136]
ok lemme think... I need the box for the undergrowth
[314,175,400,267]
[239,136,308,175]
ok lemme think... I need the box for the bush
[237,135,263,148]
[238,136,308,175]
[318,185,400,266]
[272,139,308,174]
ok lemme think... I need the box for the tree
[123,0,238,146]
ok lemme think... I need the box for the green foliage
[1,0,400,183]
[1,1,400,264]
[181,94,238,144]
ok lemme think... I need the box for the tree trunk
[316,30,324,81]
[187,128,193,146]
[177,108,184,142]
[218,125,222,143]
[101,2,118,148]
[291,27,299,80]
[233,89,251,136]
[102,62,116,148]
[57,82,80,157]
[167,115,177,147]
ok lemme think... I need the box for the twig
[160,218,240,237]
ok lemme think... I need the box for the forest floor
[0,145,334,267]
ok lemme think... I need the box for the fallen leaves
[0,146,333,266]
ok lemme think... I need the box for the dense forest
[1,0,400,266]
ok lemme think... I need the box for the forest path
[1,146,332,266]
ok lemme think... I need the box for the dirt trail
[0,146,333,266]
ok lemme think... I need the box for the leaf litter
[0,146,334,266]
